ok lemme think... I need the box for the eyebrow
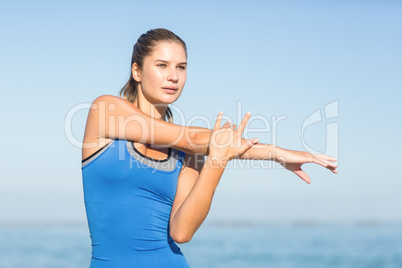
[154,60,187,65]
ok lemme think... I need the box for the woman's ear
[132,63,141,82]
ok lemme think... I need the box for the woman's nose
[167,68,179,82]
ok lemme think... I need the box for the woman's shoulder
[91,94,125,106]
[81,95,124,160]
[90,94,141,114]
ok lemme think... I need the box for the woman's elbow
[170,230,193,244]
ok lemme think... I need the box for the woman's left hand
[208,111,259,165]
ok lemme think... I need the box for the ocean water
[1,222,401,268]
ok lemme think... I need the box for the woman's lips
[162,87,178,94]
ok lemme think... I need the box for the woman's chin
[153,98,178,106]
[160,93,182,104]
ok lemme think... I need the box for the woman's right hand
[274,148,338,184]
[208,112,259,166]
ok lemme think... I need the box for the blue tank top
[81,139,189,268]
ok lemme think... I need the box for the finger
[314,154,337,162]
[213,111,223,131]
[326,163,338,173]
[311,156,328,168]
[312,157,338,173]
[294,169,311,184]
[222,121,231,128]
[238,138,259,155]
[230,124,237,130]
[236,112,251,136]
[313,156,338,169]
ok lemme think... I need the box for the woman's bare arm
[169,112,258,243]
[83,95,337,182]
[82,95,211,153]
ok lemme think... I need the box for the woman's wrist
[238,141,281,162]
[205,155,229,169]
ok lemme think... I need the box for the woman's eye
[157,64,167,68]
[177,66,186,70]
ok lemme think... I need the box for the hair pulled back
[119,28,187,123]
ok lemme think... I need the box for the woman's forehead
[149,42,187,62]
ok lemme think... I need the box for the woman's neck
[133,93,167,121]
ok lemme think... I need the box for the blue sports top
[81,139,189,268]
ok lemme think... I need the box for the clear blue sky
[1,1,401,224]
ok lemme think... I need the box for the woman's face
[136,41,187,105]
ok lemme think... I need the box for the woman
[81,28,337,267]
